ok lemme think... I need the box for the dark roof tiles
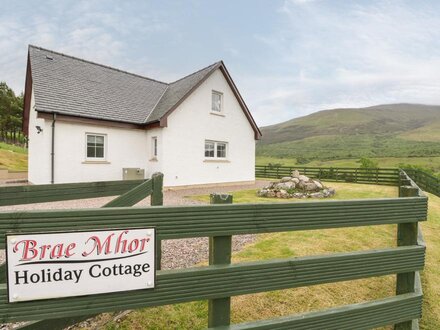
[29,45,219,124]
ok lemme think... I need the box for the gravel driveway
[0,180,269,329]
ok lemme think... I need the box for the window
[205,140,227,159]
[205,141,215,157]
[211,91,223,112]
[217,142,226,158]
[86,134,105,159]
[152,137,158,157]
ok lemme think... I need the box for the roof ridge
[170,60,222,84]
[144,84,170,123]
[28,44,169,86]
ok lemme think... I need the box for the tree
[0,82,24,145]
[359,157,378,169]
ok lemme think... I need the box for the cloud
[0,1,169,93]
[247,0,440,125]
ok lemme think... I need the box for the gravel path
[0,180,269,329]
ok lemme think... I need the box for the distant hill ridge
[257,104,440,160]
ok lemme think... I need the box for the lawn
[105,182,440,330]
[0,142,27,171]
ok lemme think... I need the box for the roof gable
[24,45,261,139]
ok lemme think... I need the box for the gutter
[51,112,57,184]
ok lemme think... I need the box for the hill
[257,104,440,161]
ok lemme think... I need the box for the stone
[291,170,300,178]
[313,180,323,189]
[298,175,309,182]
[280,177,292,182]
[275,182,295,190]
[304,182,318,192]
[291,178,300,184]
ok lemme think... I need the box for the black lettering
[89,264,101,278]
[14,270,28,285]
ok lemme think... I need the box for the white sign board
[6,228,155,302]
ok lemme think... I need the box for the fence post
[151,172,164,271]
[208,194,233,328]
[395,185,419,330]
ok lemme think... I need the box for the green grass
[0,142,27,171]
[104,183,440,330]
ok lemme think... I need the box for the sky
[1,0,440,126]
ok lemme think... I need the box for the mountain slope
[257,104,440,160]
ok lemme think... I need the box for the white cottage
[23,46,261,187]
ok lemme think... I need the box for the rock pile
[258,170,335,199]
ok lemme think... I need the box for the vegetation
[256,156,440,177]
[0,141,27,171]
[0,82,25,145]
[257,104,440,161]
[105,183,440,329]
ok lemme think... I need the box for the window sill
[82,160,111,164]
[204,159,230,163]
[210,111,225,117]
[149,157,158,162]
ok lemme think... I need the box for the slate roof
[28,45,221,124]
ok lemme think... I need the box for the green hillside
[257,104,440,161]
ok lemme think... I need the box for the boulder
[298,175,309,182]
[291,178,300,184]
[313,180,323,189]
[291,170,300,178]
[304,182,319,192]
[275,182,294,190]
[280,177,292,182]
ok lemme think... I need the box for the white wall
[28,68,257,186]
[161,69,256,186]
[28,90,52,184]
[28,88,156,184]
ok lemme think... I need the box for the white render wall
[28,103,152,184]
[28,91,52,184]
[161,69,255,187]
[28,68,256,186]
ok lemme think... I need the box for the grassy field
[105,182,440,330]
[0,142,27,171]
[256,155,440,175]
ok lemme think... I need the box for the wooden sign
[6,228,155,302]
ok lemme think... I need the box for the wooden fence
[255,165,400,185]
[0,173,164,329]
[0,171,428,329]
[402,168,440,197]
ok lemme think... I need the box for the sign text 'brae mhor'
[7,228,155,302]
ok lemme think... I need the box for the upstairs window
[211,91,223,112]
[86,134,105,159]
[205,140,227,159]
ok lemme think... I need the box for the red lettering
[116,230,129,253]
[50,243,65,259]
[82,234,114,257]
[65,243,76,258]
[13,240,38,261]
[139,238,150,252]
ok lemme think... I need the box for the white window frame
[151,136,158,158]
[211,90,223,113]
[205,140,228,159]
[85,133,106,161]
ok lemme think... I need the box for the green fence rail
[0,170,427,330]
[403,168,440,197]
[255,165,400,185]
[0,179,148,207]
[0,173,164,330]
